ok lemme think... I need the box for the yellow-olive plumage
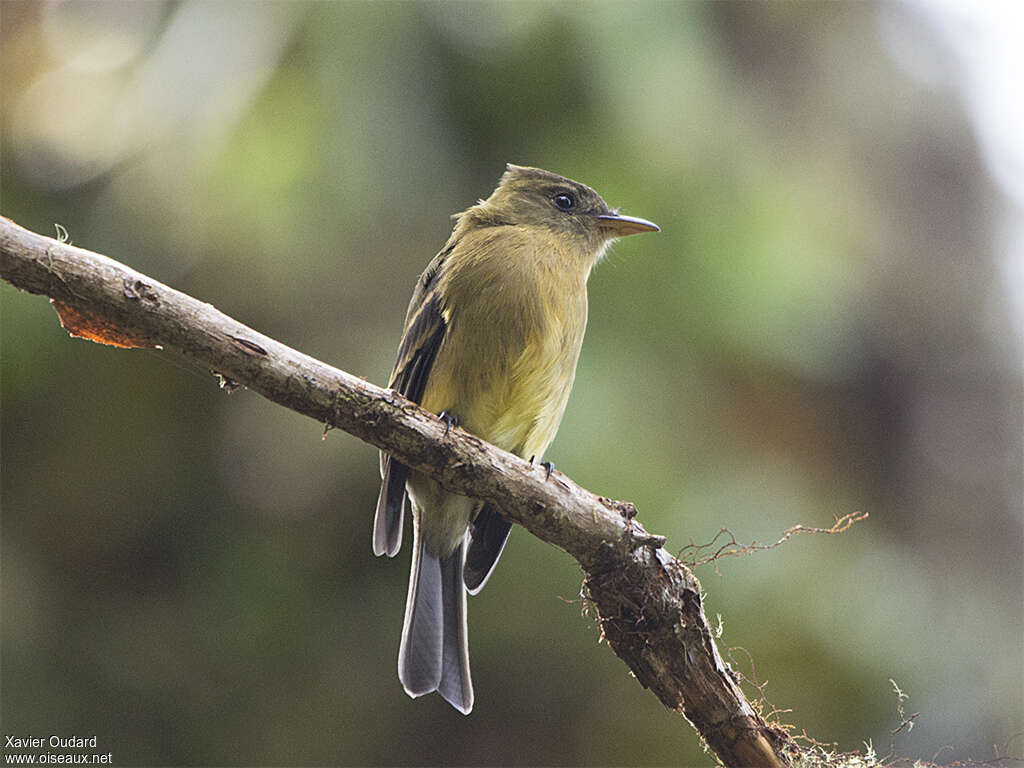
[373,164,658,714]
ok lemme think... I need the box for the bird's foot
[529,455,554,480]
[438,410,460,437]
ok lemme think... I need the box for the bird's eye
[553,192,575,211]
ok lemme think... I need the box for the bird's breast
[421,235,590,458]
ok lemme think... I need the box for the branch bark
[1,216,793,768]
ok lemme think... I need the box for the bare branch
[1,216,793,768]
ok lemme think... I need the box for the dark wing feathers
[391,292,446,400]
[373,460,409,556]
[464,504,512,593]
[373,247,451,557]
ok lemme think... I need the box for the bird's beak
[596,213,660,236]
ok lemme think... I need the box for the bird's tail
[398,524,473,714]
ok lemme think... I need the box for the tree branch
[1,216,793,768]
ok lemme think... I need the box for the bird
[373,163,659,713]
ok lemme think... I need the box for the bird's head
[461,164,659,256]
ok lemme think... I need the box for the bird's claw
[529,455,554,480]
[438,410,459,436]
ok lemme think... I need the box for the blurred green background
[2,1,1022,766]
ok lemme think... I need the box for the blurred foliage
[2,2,1021,766]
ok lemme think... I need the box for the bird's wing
[373,247,451,557]
[464,504,512,594]
[390,290,446,400]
